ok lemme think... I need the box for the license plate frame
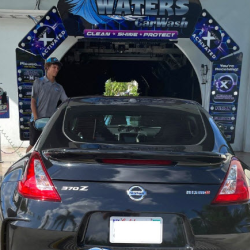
[109,216,163,244]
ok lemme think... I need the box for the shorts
[29,121,42,146]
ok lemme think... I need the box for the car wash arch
[16,1,242,144]
[56,39,202,103]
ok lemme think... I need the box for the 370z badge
[61,186,88,191]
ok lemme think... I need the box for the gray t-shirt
[31,76,68,121]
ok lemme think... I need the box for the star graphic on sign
[38,32,53,46]
[202,31,216,47]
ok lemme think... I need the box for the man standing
[26,57,68,153]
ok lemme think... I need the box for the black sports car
[1,96,250,250]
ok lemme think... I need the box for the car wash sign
[58,0,202,38]
[190,10,239,61]
[84,29,178,39]
[18,6,68,59]
[209,53,243,143]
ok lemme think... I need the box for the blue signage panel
[16,48,45,141]
[58,0,202,38]
[18,6,68,59]
[209,53,243,143]
[190,10,239,61]
[84,29,178,39]
[0,93,9,119]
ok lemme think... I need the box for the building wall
[0,0,58,10]
[0,18,32,149]
[0,0,250,151]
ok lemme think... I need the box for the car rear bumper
[5,222,250,250]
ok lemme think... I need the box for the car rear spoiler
[42,148,228,165]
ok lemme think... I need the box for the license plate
[110,216,163,244]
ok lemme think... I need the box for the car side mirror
[34,118,50,131]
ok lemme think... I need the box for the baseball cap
[46,57,62,66]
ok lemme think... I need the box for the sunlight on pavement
[0,147,26,177]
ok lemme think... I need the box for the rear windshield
[63,105,206,145]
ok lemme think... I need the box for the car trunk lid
[42,148,229,184]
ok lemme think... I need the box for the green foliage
[129,86,139,96]
[104,79,139,96]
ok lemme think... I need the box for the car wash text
[96,0,189,16]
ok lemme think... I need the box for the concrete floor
[234,151,250,166]
[1,147,250,177]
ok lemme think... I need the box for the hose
[0,125,24,158]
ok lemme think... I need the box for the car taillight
[18,151,61,202]
[101,159,173,165]
[212,158,249,204]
